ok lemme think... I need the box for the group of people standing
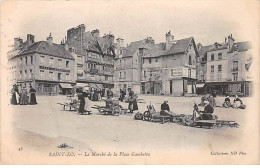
[10,84,37,105]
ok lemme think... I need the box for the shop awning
[196,83,205,88]
[60,83,73,89]
[76,83,89,87]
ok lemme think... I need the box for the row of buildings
[7,24,253,96]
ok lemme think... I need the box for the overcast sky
[1,0,258,49]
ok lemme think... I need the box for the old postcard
[0,0,259,165]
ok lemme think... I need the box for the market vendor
[222,95,232,108]
[160,100,171,116]
[200,101,214,120]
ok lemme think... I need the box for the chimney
[14,37,23,49]
[46,33,53,45]
[91,29,100,38]
[116,38,124,55]
[165,30,174,50]
[145,37,154,45]
[103,33,115,44]
[228,34,235,51]
[27,34,35,46]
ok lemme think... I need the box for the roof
[198,45,211,57]
[18,41,74,60]
[167,37,193,55]
[143,43,166,58]
[122,40,145,57]
[207,42,228,52]
[82,31,115,55]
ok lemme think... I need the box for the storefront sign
[39,66,70,73]
[171,68,182,76]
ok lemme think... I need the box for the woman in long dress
[29,86,37,105]
[10,84,18,105]
[128,88,138,113]
[20,86,28,105]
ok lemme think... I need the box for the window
[237,84,241,92]
[49,57,54,67]
[149,58,151,64]
[40,56,45,65]
[78,56,83,63]
[105,76,108,81]
[49,71,53,80]
[66,74,69,80]
[227,84,232,92]
[211,65,214,73]
[120,60,121,64]
[25,57,28,65]
[66,61,69,68]
[201,75,205,82]
[155,58,158,62]
[20,57,23,65]
[58,59,62,68]
[58,73,61,80]
[119,72,122,78]
[24,70,27,79]
[124,71,126,78]
[233,61,238,71]
[188,69,191,78]
[211,54,214,61]
[30,56,33,64]
[233,73,238,81]
[218,53,222,60]
[40,70,44,79]
[218,65,222,72]
[124,59,126,64]
[210,74,214,81]
[144,70,146,77]
[188,55,192,65]
[103,66,105,70]
[136,60,137,65]
[217,74,222,81]
[20,71,22,79]
[77,66,83,71]
[29,69,32,79]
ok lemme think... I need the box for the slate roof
[166,37,193,55]
[18,41,74,60]
[198,45,212,57]
[81,31,115,56]
[207,42,228,52]
[122,40,145,57]
[143,43,166,58]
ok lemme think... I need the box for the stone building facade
[65,24,115,90]
[8,34,75,95]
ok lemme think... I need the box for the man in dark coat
[29,86,37,105]
[128,88,138,113]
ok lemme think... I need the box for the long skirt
[78,99,85,113]
[11,93,18,105]
[20,93,28,105]
[128,100,138,111]
[29,93,37,105]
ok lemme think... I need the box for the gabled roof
[18,41,74,60]
[198,45,212,57]
[166,37,193,55]
[207,42,228,52]
[82,31,115,56]
[122,40,145,57]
